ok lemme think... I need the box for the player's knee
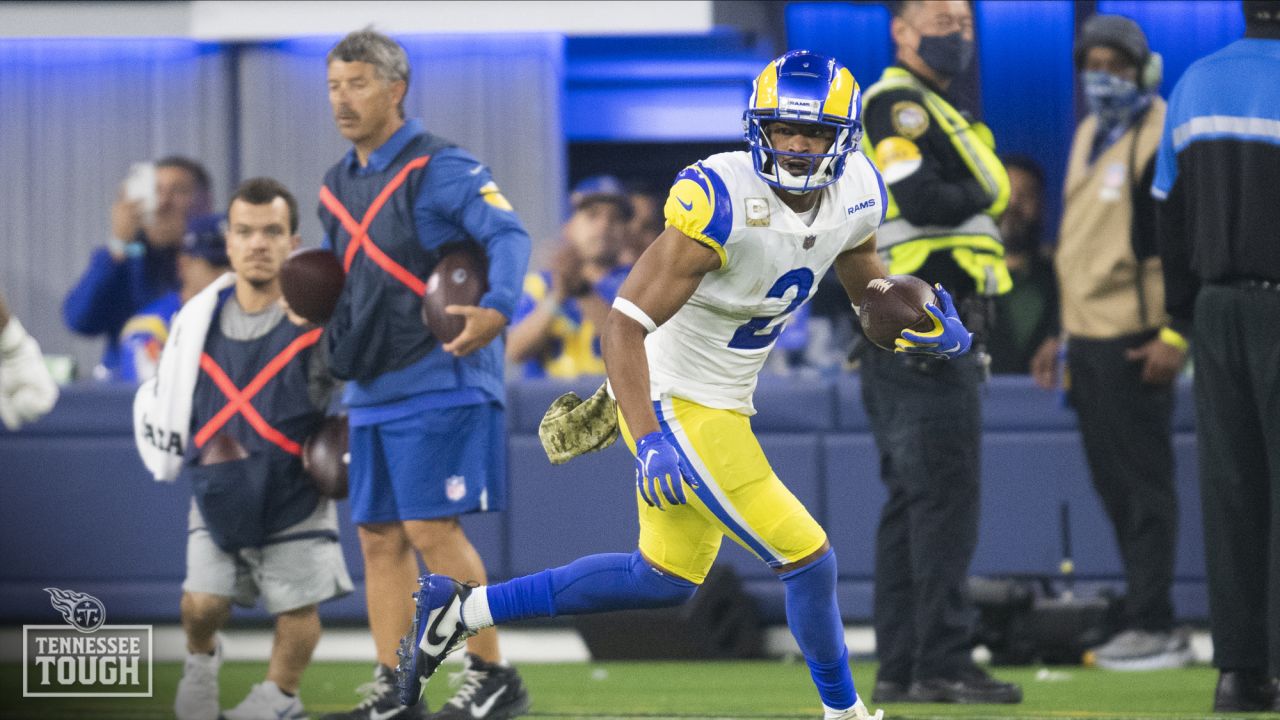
[779,547,836,586]
[629,551,697,607]
[357,521,411,556]
[276,603,319,622]
[181,591,230,627]
[403,517,466,559]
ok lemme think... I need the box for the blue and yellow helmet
[744,50,863,192]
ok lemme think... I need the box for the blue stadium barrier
[0,374,1204,626]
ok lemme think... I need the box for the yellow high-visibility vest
[863,67,1013,295]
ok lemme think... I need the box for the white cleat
[175,639,222,720]
[221,680,307,719]
[830,698,884,720]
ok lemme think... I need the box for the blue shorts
[348,402,507,524]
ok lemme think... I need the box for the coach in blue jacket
[316,30,532,720]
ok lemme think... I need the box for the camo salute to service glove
[634,431,693,510]
[895,284,973,360]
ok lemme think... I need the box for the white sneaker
[221,680,307,720]
[175,641,222,720]
[1092,628,1193,671]
[828,698,884,720]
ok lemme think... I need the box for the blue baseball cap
[572,174,627,200]
[181,214,229,267]
[569,174,634,220]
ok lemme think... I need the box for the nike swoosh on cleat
[942,342,962,354]
[469,165,484,175]
[677,196,693,211]
[470,685,508,718]
[369,708,403,720]
[422,597,459,650]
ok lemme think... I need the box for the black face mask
[917,31,974,77]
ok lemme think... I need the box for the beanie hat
[1074,14,1149,69]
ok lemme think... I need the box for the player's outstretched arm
[833,232,887,307]
[602,225,720,440]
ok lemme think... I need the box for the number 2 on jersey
[727,268,815,350]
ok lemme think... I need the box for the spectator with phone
[63,156,213,380]
[117,214,232,384]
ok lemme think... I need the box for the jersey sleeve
[863,88,929,185]
[664,162,734,266]
[415,148,531,318]
[1151,100,1179,200]
[512,272,548,325]
[840,153,888,253]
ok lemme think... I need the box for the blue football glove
[894,284,973,359]
[634,431,691,510]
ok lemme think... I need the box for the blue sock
[781,549,856,710]
[486,550,696,624]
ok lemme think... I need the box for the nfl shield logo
[802,235,816,250]
[445,475,467,502]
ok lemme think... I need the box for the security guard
[859,0,1021,705]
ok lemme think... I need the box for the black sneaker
[429,654,530,720]
[871,679,913,703]
[907,665,1022,704]
[319,664,428,720]
[1213,670,1277,712]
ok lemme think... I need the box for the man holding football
[400,50,972,720]
[317,29,533,720]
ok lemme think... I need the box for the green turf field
[1,660,1273,720]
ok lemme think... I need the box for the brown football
[421,245,488,344]
[860,274,939,351]
[302,414,349,500]
[280,248,345,325]
[200,433,248,465]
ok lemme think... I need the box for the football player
[401,50,972,720]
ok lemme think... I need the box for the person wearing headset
[1030,14,1191,670]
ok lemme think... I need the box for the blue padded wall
[1098,0,1246,98]
[784,3,894,93]
[0,375,1206,625]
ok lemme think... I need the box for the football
[302,414,349,499]
[199,433,248,465]
[860,274,939,351]
[421,244,488,344]
[280,248,345,325]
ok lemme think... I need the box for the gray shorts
[182,498,354,614]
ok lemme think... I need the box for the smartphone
[124,162,157,226]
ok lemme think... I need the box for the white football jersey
[647,150,885,414]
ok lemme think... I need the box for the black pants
[1193,285,1280,674]
[1066,332,1177,632]
[861,349,984,682]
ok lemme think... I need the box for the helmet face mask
[744,50,863,193]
